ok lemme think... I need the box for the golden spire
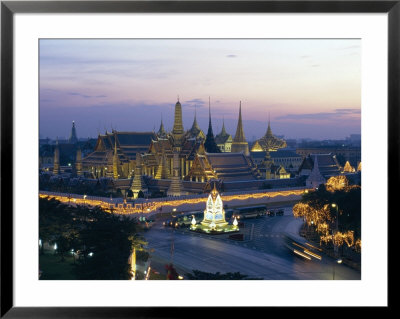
[266,113,273,137]
[211,182,218,200]
[172,98,184,147]
[233,101,246,143]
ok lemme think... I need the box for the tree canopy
[293,176,361,251]
[39,197,144,279]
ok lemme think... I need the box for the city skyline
[40,39,361,140]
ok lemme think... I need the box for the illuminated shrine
[190,183,238,233]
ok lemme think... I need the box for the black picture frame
[1,0,395,317]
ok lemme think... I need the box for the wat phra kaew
[40,99,361,201]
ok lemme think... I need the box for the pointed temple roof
[157,117,167,138]
[82,131,156,166]
[186,108,205,140]
[252,119,287,152]
[306,154,326,187]
[171,99,184,147]
[204,98,221,153]
[299,153,342,178]
[69,121,78,144]
[172,100,184,133]
[215,118,232,145]
[231,102,249,155]
[233,101,246,143]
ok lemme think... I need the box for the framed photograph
[1,0,396,316]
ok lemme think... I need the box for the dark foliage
[39,197,142,279]
[301,184,361,239]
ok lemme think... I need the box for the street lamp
[71,249,76,264]
[332,258,343,280]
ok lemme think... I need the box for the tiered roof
[215,119,232,145]
[299,153,342,178]
[188,152,259,182]
[254,121,287,152]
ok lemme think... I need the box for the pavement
[142,206,361,280]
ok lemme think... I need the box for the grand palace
[42,99,361,197]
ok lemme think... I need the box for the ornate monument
[190,183,238,233]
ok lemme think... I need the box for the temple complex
[42,98,360,197]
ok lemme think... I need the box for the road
[143,206,361,280]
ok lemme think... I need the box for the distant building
[250,120,287,153]
[251,150,303,173]
[184,152,260,182]
[298,153,342,179]
[305,155,327,188]
[296,146,361,167]
[215,119,232,152]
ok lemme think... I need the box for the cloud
[226,54,237,58]
[334,108,361,114]
[184,98,206,107]
[67,92,107,99]
[276,109,361,121]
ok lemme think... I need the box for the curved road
[144,208,361,280]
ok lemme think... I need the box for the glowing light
[39,239,42,247]
[54,243,57,250]
[191,216,196,226]
[145,266,151,280]
[326,176,349,192]
[178,275,184,280]
[293,249,312,260]
[343,161,355,173]
[88,252,93,257]
[39,187,308,216]
[303,249,322,260]
[233,217,238,227]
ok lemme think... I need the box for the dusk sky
[39,39,361,141]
